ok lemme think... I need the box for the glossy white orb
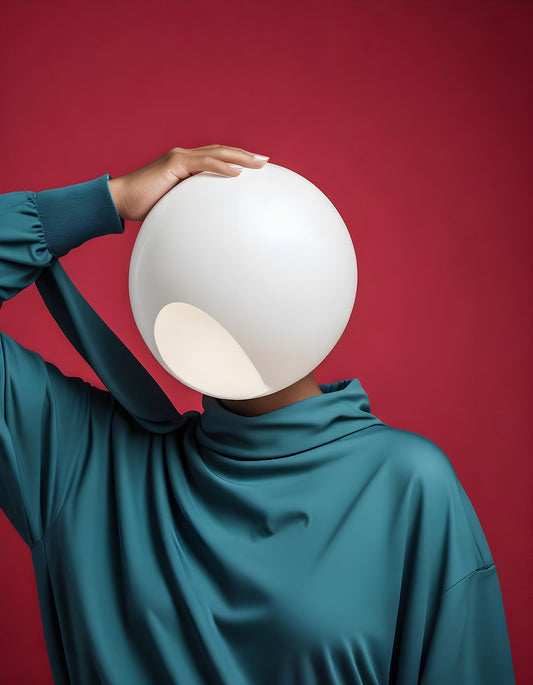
[129,162,357,400]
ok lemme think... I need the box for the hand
[108,144,269,222]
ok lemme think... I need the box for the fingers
[174,144,270,174]
[183,154,252,178]
[166,145,269,180]
[211,146,270,170]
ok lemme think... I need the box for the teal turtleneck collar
[197,379,386,460]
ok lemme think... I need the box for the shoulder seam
[425,562,497,633]
[440,562,496,599]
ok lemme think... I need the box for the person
[0,144,515,684]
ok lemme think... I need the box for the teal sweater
[0,176,515,684]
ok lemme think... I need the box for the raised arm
[0,144,269,546]
[0,144,269,301]
[0,173,124,546]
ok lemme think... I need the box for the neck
[219,373,323,417]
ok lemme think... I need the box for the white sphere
[129,162,357,400]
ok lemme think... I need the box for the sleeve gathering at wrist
[34,173,125,258]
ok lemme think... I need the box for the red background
[0,1,531,682]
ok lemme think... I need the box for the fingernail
[253,154,269,162]
[228,164,243,171]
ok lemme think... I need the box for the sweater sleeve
[0,174,123,303]
[387,436,516,685]
[0,175,124,546]
[419,564,516,684]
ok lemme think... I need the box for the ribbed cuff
[35,173,125,258]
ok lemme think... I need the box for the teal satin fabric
[0,184,515,683]
[28,377,514,684]
[36,259,183,433]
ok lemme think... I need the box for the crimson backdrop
[0,1,531,683]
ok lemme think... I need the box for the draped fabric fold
[35,259,183,433]
[0,180,515,684]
